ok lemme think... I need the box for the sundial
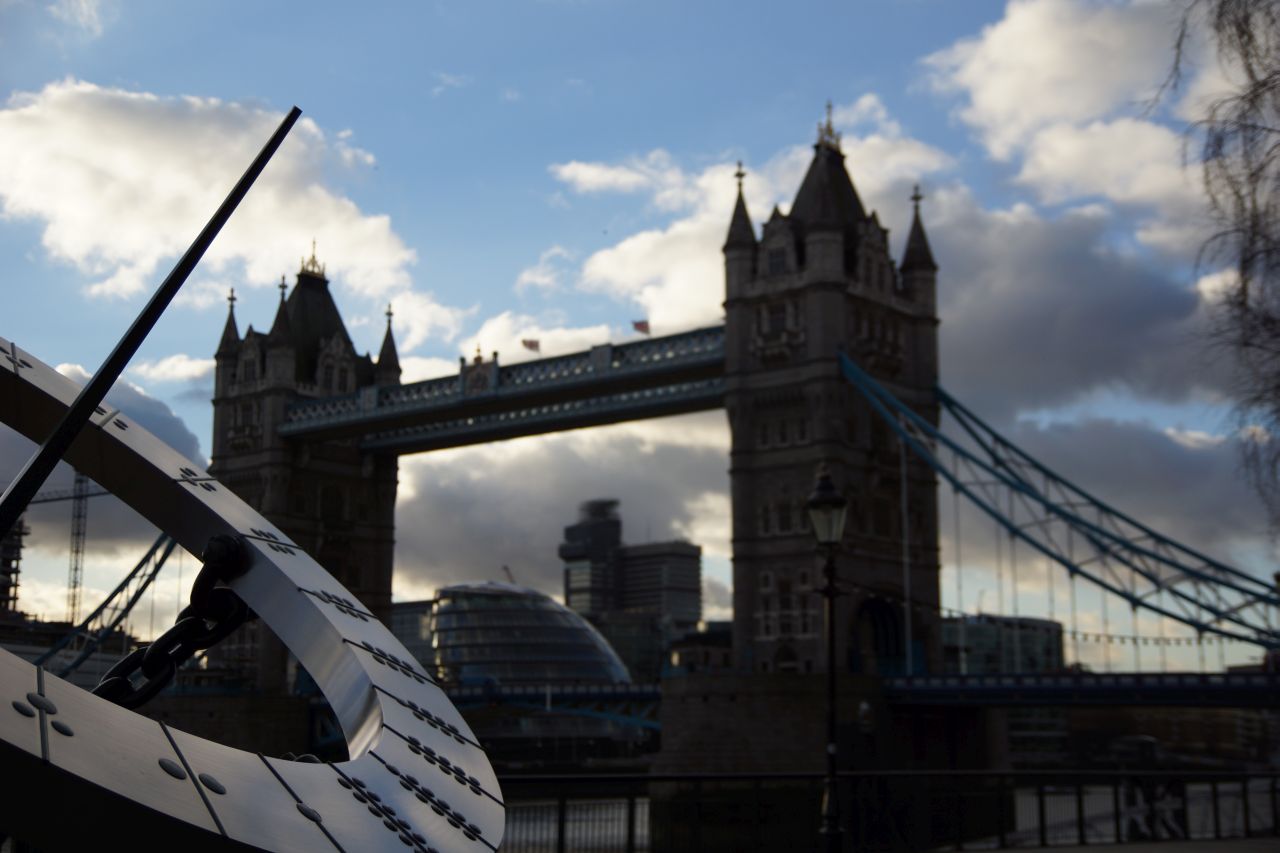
[0,108,504,852]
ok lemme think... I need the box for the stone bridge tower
[723,113,941,676]
[209,249,400,689]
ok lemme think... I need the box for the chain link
[93,534,253,710]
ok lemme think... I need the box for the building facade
[723,114,941,675]
[209,250,401,690]
[558,499,702,680]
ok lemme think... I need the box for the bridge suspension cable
[840,352,1280,651]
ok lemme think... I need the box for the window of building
[241,359,257,383]
[760,571,774,592]
[760,505,772,534]
[338,367,348,392]
[767,302,787,334]
[767,248,787,276]
[758,423,770,447]
[776,500,792,533]
[796,418,808,442]
[777,420,788,445]
[323,364,335,390]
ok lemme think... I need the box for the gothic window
[776,499,792,533]
[760,571,774,592]
[759,504,772,534]
[776,420,788,445]
[798,569,811,590]
[241,359,257,383]
[767,248,786,276]
[758,422,770,448]
[767,303,786,335]
[338,367,349,392]
[323,364,335,391]
[796,418,808,442]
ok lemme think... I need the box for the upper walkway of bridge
[276,325,726,451]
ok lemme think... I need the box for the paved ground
[1026,840,1277,853]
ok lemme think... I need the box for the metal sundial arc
[837,353,1280,649]
[0,336,505,851]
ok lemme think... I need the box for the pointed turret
[376,304,401,384]
[901,186,938,273]
[267,277,293,347]
[724,162,756,250]
[789,104,866,232]
[216,288,241,357]
[723,162,758,298]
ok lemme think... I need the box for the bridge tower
[723,113,941,676]
[209,249,401,689]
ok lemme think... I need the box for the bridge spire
[724,161,756,251]
[376,302,401,383]
[901,183,937,274]
[216,288,240,357]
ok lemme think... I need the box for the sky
[0,0,1271,669]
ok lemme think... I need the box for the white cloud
[924,0,1177,159]
[515,245,573,294]
[552,99,951,332]
[391,290,471,351]
[458,311,613,364]
[0,79,416,302]
[1017,119,1195,208]
[49,0,103,37]
[431,72,470,98]
[130,353,215,382]
[399,355,459,384]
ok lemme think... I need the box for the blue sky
[0,0,1269,668]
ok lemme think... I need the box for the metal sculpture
[0,106,504,850]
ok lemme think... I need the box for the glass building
[427,582,631,686]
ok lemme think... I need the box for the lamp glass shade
[807,469,848,546]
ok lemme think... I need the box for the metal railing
[497,770,1280,852]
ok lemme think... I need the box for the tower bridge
[207,113,1276,703]
[211,111,944,686]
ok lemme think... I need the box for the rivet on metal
[26,693,56,714]
[158,758,187,780]
[297,802,323,823]
[11,701,34,718]
[51,721,73,737]
[198,773,226,795]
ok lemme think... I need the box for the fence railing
[497,770,1280,852]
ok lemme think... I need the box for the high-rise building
[941,614,1065,674]
[558,499,701,680]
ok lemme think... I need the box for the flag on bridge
[632,320,650,335]
[521,339,541,353]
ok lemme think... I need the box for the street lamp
[808,464,848,853]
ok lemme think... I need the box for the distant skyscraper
[558,499,702,680]
[941,614,1065,674]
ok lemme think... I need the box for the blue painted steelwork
[278,325,726,446]
[35,532,176,677]
[363,377,725,454]
[838,352,1280,650]
[884,671,1280,707]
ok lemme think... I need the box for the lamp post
[808,465,849,853]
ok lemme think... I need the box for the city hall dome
[429,582,630,686]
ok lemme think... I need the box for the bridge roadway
[278,325,726,453]
[444,671,1280,718]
